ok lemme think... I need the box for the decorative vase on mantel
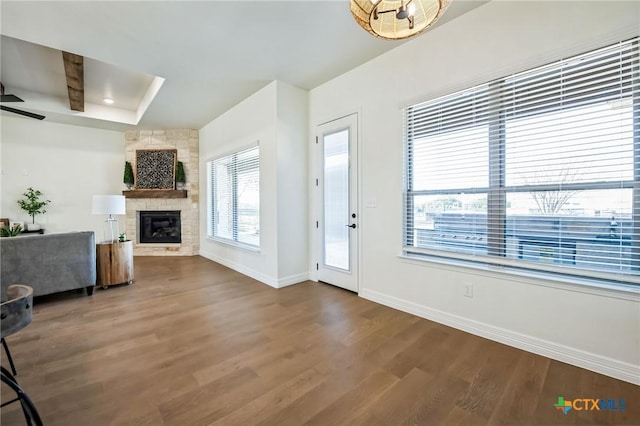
[123,161,135,190]
[175,161,186,191]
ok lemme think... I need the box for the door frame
[313,112,361,293]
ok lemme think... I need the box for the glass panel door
[323,129,350,270]
[317,114,358,292]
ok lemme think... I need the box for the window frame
[403,38,640,286]
[206,142,260,250]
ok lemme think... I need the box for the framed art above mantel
[135,149,177,189]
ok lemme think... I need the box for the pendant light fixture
[350,0,452,40]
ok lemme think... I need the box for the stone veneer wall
[124,130,199,256]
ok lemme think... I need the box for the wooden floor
[1,256,638,426]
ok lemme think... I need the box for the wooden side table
[96,240,134,289]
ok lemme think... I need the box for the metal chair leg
[1,337,17,376]
[0,366,43,426]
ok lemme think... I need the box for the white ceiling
[0,1,487,131]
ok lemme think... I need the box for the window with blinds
[404,38,639,285]
[207,144,260,248]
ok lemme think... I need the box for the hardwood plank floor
[1,256,638,425]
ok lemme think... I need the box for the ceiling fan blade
[0,94,24,102]
[0,105,45,120]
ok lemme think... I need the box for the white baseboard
[277,272,311,288]
[199,250,309,289]
[199,250,277,287]
[359,288,640,385]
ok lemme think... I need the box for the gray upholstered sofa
[1,231,96,298]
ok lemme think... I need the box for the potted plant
[175,161,186,190]
[17,187,50,231]
[124,161,134,190]
[0,223,23,237]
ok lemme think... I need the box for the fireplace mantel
[123,189,187,199]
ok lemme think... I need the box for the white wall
[308,1,640,383]
[1,115,124,237]
[276,82,309,281]
[199,83,279,283]
[199,81,309,287]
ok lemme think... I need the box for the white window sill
[399,252,640,302]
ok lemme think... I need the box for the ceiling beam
[62,51,84,112]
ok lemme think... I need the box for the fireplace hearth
[139,210,181,244]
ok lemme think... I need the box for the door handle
[346,224,357,229]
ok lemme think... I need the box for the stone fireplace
[124,130,199,256]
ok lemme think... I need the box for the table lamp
[91,195,126,243]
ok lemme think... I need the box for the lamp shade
[91,195,126,215]
[350,0,451,40]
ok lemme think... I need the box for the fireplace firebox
[139,210,181,244]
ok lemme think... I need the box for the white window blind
[208,145,260,248]
[404,38,639,285]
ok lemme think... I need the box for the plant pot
[26,223,41,231]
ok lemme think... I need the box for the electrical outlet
[464,283,473,298]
